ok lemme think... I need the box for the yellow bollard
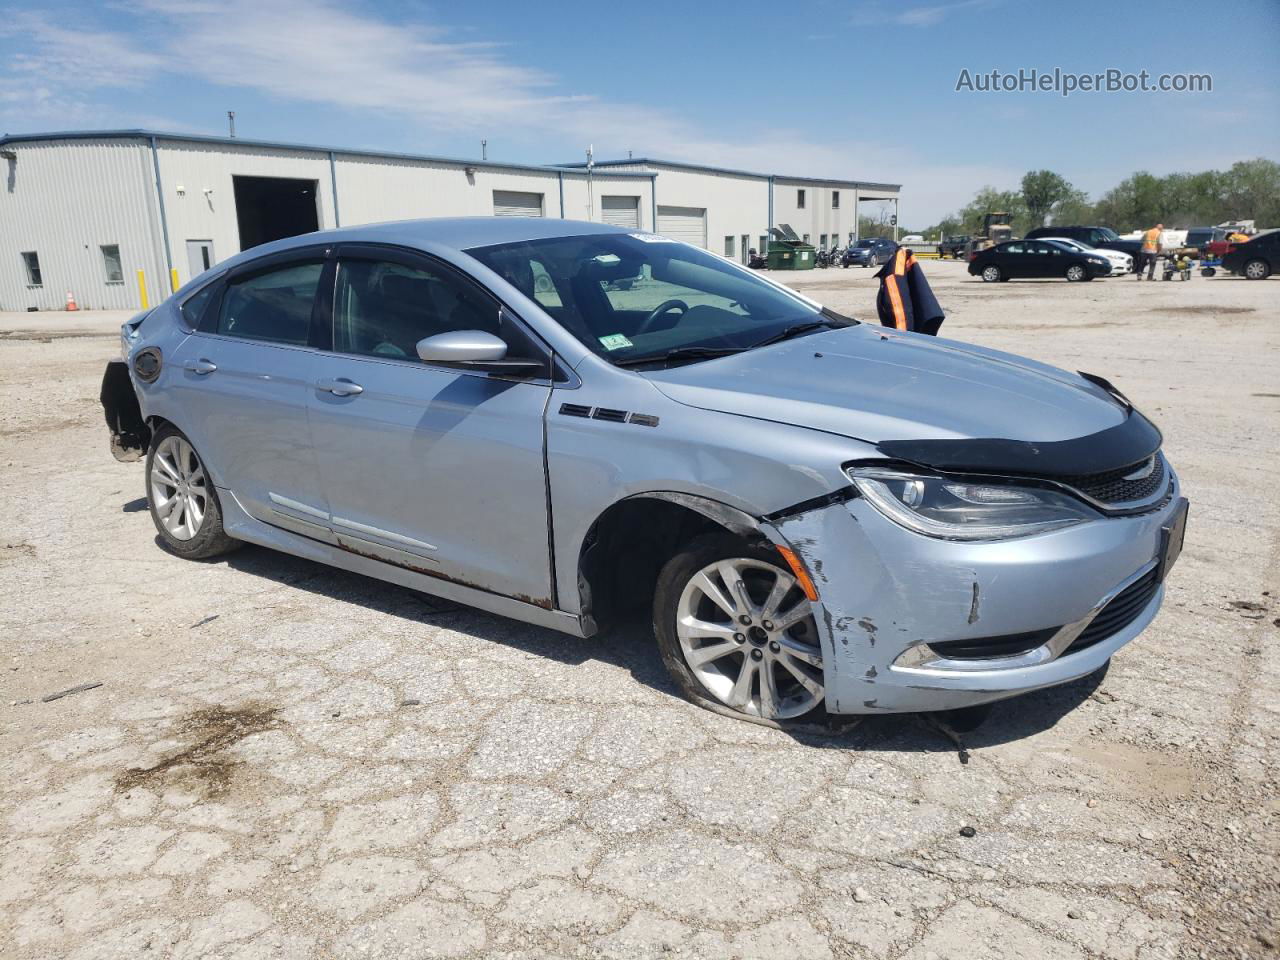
[170,268,180,293]
[137,270,149,310]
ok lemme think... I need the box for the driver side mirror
[415,330,546,375]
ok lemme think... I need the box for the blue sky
[2,0,1277,224]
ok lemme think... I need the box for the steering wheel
[635,299,689,336]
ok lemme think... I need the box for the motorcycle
[747,248,768,269]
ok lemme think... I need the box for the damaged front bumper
[774,478,1185,714]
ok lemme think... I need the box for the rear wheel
[1244,258,1271,280]
[981,265,1002,283]
[654,534,824,723]
[146,425,240,560]
[1065,263,1087,282]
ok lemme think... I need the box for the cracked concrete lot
[1,261,1276,959]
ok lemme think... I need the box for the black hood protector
[875,408,1163,479]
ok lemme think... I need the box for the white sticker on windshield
[630,233,672,243]
[598,333,633,351]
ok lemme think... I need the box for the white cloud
[0,0,1014,221]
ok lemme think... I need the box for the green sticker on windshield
[598,333,633,351]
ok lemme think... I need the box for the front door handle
[184,358,217,375]
[316,378,364,397]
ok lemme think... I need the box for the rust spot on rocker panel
[336,543,553,610]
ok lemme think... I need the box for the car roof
[216,217,633,271]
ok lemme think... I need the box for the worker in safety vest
[1141,223,1163,280]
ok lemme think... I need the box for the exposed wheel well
[578,496,762,631]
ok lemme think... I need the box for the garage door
[657,205,707,248]
[601,195,640,229]
[493,190,544,217]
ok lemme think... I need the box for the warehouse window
[101,244,124,283]
[797,189,806,209]
[832,191,840,208]
[724,236,735,258]
[759,235,768,253]
[21,251,42,287]
[803,234,810,243]
[820,234,828,249]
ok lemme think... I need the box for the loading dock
[232,175,320,251]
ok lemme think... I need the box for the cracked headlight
[845,466,1100,541]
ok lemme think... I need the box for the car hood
[643,324,1128,446]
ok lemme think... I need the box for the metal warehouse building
[0,130,900,311]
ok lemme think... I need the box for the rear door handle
[316,378,364,397]
[184,358,217,375]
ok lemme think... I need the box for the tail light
[968,250,978,261]
[1226,243,1239,254]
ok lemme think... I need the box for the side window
[217,262,322,346]
[1004,242,1024,254]
[333,258,517,361]
[181,283,218,329]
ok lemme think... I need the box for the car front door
[305,245,556,606]
[168,250,333,539]
[1022,241,1058,278]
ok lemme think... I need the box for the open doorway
[232,176,320,252]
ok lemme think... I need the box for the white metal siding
[493,190,544,217]
[657,206,707,247]
[157,141,333,287]
[600,195,640,228]
[0,138,167,310]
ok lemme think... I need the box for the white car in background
[1042,237,1133,276]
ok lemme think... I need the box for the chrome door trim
[331,515,438,553]
[268,492,328,520]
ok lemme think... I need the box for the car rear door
[997,241,1025,277]
[167,247,335,540]
[304,244,556,606]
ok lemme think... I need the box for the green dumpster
[765,225,816,270]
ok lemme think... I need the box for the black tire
[1201,267,1216,277]
[653,532,824,724]
[1244,258,1271,280]
[981,264,1002,283]
[145,424,240,560]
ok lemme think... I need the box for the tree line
[918,158,1279,239]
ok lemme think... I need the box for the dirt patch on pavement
[1155,305,1256,316]
[115,702,281,798]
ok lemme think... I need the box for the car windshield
[1096,227,1121,242]
[467,232,847,366]
[855,239,877,248]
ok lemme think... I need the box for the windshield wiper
[613,345,746,368]
[749,319,836,349]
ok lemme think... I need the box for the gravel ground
[1,261,1276,960]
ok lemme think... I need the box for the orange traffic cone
[65,290,79,311]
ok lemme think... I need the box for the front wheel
[146,425,240,559]
[981,264,1002,282]
[1244,258,1271,280]
[654,534,824,723]
[1065,264,1087,282]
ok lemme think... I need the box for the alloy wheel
[982,265,1000,282]
[1244,259,1269,280]
[675,557,823,720]
[1067,264,1086,281]
[150,435,209,541]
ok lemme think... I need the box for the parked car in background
[1026,226,1141,269]
[1221,229,1278,279]
[937,235,972,258]
[900,234,924,243]
[842,236,897,268]
[969,238,1112,282]
[1184,227,1228,258]
[1040,237,1133,276]
[99,217,1186,724]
